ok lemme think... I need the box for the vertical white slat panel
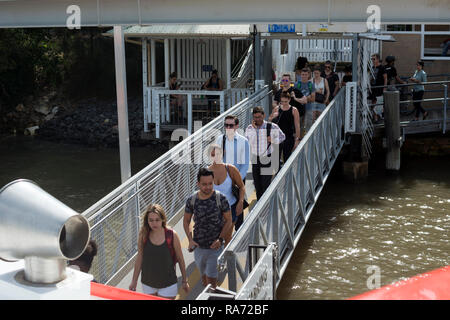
[205,39,210,79]
[213,39,218,73]
[200,40,204,80]
[192,39,198,79]
[321,39,324,61]
[182,39,186,79]
[187,39,191,81]
[202,39,206,80]
[164,39,169,88]
[221,39,226,84]
[210,38,214,76]
[177,39,181,75]
[190,39,194,85]
[185,39,189,86]
[170,39,175,73]
[217,38,220,82]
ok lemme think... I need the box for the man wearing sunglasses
[273,74,307,118]
[321,61,340,103]
[368,54,387,122]
[215,115,250,231]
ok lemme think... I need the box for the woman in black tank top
[269,92,301,168]
[129,204,190,299]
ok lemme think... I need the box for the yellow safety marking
[176,266,201,300]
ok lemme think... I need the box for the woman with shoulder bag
[129,204,189,299]
[207,144,246,244]
[311,66,329,122]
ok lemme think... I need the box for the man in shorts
[183,168,232,289]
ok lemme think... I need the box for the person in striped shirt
[245,106,286,200]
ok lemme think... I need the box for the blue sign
[202,65,213,72]
[268,24,296,33]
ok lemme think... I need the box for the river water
[0,136,167,212]
[1,136,449,300]
[277,155,450,300]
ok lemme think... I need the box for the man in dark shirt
[273,73,307,116]
[368,54,387,122]
[384,56,406,87]
[341,65,353,87]
[321,61,340,102]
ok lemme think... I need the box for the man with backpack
[183,168,232,289]
[295,68,316,133]
[245,106,285,200]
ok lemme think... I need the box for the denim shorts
[194,245,223,279]
[312,102,325,112]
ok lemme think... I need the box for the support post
[187,94,193,134]
[384,90,401,171]
[113,26,132,183]
[254,29,261,83]
[226,39,231,90]
[142,38,148,132]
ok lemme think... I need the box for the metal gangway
[82,82,354,298]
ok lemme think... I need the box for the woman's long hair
[139,204,167,247]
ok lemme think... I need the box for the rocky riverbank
[1,90,165,148]
[37,96,160,148]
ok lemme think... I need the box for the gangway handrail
[82,86,270,285]
[213,87,349,296]
[83,89,254,219]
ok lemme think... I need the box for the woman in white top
[311,66,330,122]
[207,144,245,245]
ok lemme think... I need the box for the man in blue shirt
[216,115,250,231]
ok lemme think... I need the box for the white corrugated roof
[106,24,251,38]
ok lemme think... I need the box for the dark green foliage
[0,27,142,128]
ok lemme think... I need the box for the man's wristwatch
[218,237,225,245]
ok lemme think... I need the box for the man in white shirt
[245,106,285,200]
[216,115,250,231]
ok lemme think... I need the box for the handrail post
[220,92,225,114]
[155,90,160,139]
[226,253,237,292]
[443,84,448,134]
